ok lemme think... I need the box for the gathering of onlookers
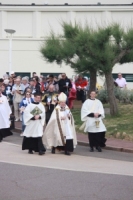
[0,72,90,137]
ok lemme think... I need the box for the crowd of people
[0,71,89,123]
[0,70,109,155]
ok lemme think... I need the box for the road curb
[13,128,133,153]
[78,141,133,153]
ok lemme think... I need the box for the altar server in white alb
[22,93,46,155]
[0,86,13,142]
[43,92,77,156]
[81,91,106,152]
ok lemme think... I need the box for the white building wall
[0,2,133,88]
[0,0,132,5]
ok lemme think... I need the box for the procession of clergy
[0,86,107,156]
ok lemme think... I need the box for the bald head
[15,78,21,85]
[48,84,55,92]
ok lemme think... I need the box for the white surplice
[43,105,77,149]
[23,102,45,137]
[81,99,106,133]
[0,95,11,129]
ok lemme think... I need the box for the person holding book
[22,93,46,155]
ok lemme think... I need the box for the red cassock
[68,88,76,109]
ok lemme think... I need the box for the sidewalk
[14,121,133,153]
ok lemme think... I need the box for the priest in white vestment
[43,92,77,156]
[81,91,106,152]
[0,86,13,142]
[22,93,46,155]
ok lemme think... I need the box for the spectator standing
[58,73,72,95]
[9,77,14,86]
[21,77,29,91]
[68,79,76,109]
[19,91,34,136]
[32,76,41,94]
[0,78,4,87]
[32,72,37,77]
[46,74,59,92]
[40,77,48,93]
[115,73,127,89]
[75,75,88,103]
[12,78,24,121]
[10,71,16,79]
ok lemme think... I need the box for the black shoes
[39,151,45,155]
[28,150,33,154]
[96,146,102,152]
[89,146,102,152]
[65,151,71,156]
[51,147,55,154]
[89,147,94,152]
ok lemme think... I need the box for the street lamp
[4,29,16,75]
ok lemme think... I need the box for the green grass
[72,104,133,141]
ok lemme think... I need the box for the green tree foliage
[40,22,133,116]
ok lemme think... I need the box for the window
[7,72,31,78]
[40,73,63,77]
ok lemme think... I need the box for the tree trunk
[105,71,118,116]
[88,69,97,96]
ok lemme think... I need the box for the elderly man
[115,73,127,88]
[12,78,24,121]
[43,92,77,156]
[0,86,13,142]
[21,77,29,90]
[42,84,58,124]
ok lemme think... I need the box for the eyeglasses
[26,93,31,95]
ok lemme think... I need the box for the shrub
[97,88,133,104]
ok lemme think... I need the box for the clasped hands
[34,115,40,120]
[61,114,70,120]
[94,113,99,118]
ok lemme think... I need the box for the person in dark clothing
[30,78,41,95]
[58,73,72,95]
[46,74,58,92]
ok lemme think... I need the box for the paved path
[0,134,133,200]
[14,121,133,152]
[0,141,133,176]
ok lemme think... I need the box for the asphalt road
[0,133,133,200]
[0,162,133,200]
[4,132,133,162]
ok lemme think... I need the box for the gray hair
[22,77,28,81]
